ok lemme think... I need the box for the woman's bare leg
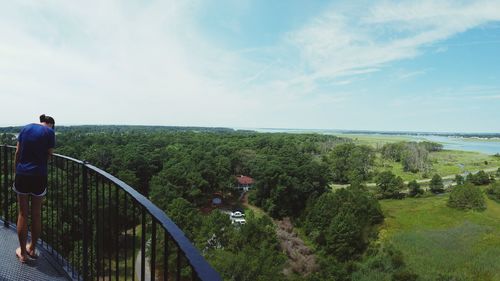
[28,195,43,255]
[16,194,29,260]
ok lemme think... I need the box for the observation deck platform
[0,225,72,281]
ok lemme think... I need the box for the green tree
[165,198,201,238]
[419,141,443,152]
[407,180,423,197]
[402,142,429,173]
[485,182,500,202]
[304,188,383,261]
[208,215,286,281]
[0,133,17,145]
[381,142,406,162]
[375,171,405,199]
[467,170,490,185]
[448,183,486,211]
[196,211,234,251]
[454,174,465,185]
[325,210,364,261]
[326,143,374,184]
[429,174,444,194]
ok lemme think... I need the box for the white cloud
[286,0,500,82]
[0,0,267,126]
[396,69,428,80]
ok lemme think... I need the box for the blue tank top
[16,123,56,176]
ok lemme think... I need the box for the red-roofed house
[235,175,254,191]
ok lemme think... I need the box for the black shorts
[13,174,48,197]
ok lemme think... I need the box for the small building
[235,175,254,192]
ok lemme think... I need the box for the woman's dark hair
[39,114,55,128]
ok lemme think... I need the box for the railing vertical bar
[78,163,82,280]
[164,231,169,281]
[108,181,112,281]
[90,170,95,281]
[151,220,156,281]
[63,159,71,274]
[71,161,76,278]
[102,177,106,280]
[0,146,2,220]
[2,145,9,227]
[124,192,128,280]
[55,158,59,262]
[65,159,70,270]
[0,146,3,223]
[56,159,65,264]
[141,208,146,281]
[96,173,100,278]
[191,265,197,281]
[82,162,89,281]
[9,148,14,224]
[8,148,13,224]
[132,203,136,281]
[176,247,182,281]
[115,185,119,281]
[50,156,55,255]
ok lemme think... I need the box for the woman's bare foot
[26,243,39,259]
[16,247,28,263]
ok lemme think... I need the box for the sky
[1,0,500,133]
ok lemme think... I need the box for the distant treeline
[0,124,239,134]
[340,130,500,139]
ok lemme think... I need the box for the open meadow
[336,133,500,182]
[379,194,500,280]
[373,150,500,182]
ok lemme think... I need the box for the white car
[231,211,244,218]
[230,211,246,225]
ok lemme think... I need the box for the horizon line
[1,124,499,135]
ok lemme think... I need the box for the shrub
[392,271,419,281]
[486,182,500,202]
[447,184,486,211]
[376,171,405,199]
[407,180,423,197]
[454,174,464,185]
[429,174,444,194]
[467,170,490,185]
[304,188,383,261]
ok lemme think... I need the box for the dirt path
[276,218,318,277]
[240,194,318,277]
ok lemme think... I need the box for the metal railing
[0,145,222,281]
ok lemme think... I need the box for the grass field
[333,134,413,149]
[429,150,500,175]
[379,194,500,280]
[373,150,500,182]
[336,133,500,181]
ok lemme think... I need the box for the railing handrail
[1,144,222,281]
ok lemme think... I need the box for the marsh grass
[379,195,500,280]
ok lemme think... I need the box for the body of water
[240,128,500,155]
[413,135,500,155]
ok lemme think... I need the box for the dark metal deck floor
[0,226,72,281]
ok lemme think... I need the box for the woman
[14,114,55,262]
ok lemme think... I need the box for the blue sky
[1,0,500,132]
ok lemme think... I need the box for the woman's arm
[14,142,20,173]
[48,148,54,158]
